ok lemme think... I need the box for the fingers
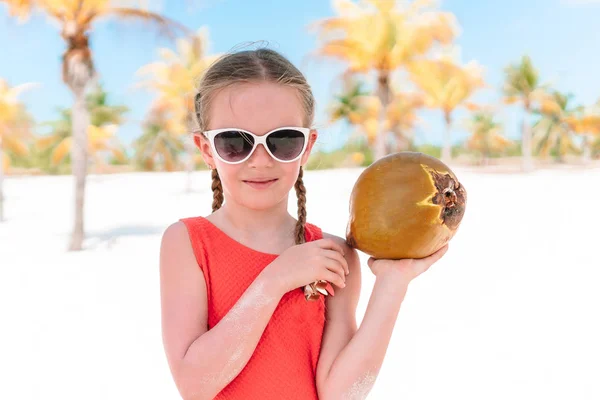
[322,249,349,275]
[322,269,346,288]
[316,238,345,256]
[424,244,449,264]
[322,257,346,284]
[412,245,448,276]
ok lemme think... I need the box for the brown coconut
[346,152,467,259]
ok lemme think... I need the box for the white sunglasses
[194,126,310,164]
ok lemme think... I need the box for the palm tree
[328,76,379,146]
[465,110,513,165]
[37,84,129,173]
[40,122,128,172]
[565,107,600,164]
[592,136,600,160]
[312,0,458,160]
[329,74,424,153]
[407,53,485,163]
[503,55,544,172]
[133,102,186,172]
[386,90,424,151]
[1,0,190,250]
[87,84,129,128]
[35,108,73,174]
[328,75,371,124]
[0,78,35,222]
[135,27,220,191]
[531,91,579,162]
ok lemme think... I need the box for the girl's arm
[160,222,284,400]
[318,263,410,399]
[316,235,448,399]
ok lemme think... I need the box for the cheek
[280,163,302,188]
[214,164,242,193]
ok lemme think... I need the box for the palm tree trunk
[0,136,5,222]
[442,111,452,163]
[522,106,533,172]
[483,137,490,166]
[374,72,391,161]
[395,140,406,152]
[582,135,591,164]
[68,87,90,251]
[384,138,394,155]
[555,134,564,164]
[394,129,411,152]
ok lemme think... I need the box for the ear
[300,129,318,166]
[193,132,216,169]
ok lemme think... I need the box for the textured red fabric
[179,216,329,399]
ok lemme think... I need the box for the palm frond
[50,136,73,165]
[101,7,192,40]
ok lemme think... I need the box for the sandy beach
[1,166,598,399]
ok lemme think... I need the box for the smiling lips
[243,178,278,189]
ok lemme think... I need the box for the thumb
[367,257,375,268]
[425,244,449,264]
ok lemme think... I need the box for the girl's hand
[367,245,449,284]
[263,238,349,296]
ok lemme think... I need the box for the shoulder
[304,226,361,297]
[161,216,212,258]
[320,231,350,249]
[177,215,205,230]
[162,217,219,270]
[160,220,209,279]
[161,216,213,252]
[304,222,351,254]
[163,216,208,240]
[160,221,193,258]
[321,231,360,267]
[166,216,211,243]
[321,231,362,304]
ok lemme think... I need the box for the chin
[241,195,285,211]
[237,187,288,210]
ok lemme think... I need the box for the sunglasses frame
[195,126,311,165]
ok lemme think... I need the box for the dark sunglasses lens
[266,129,306,161]
[214,131,254,162]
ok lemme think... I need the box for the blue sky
[1,0,600,153]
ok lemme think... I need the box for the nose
[247,143,274,168]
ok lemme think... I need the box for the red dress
[179,216,329,399]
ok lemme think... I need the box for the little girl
[159,47,448,400]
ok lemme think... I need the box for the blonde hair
[194,47,315,244]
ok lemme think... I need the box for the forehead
[208,81,305,133]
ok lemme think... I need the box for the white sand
[1,166,598,399]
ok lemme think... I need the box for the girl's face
[195,81,318,211]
